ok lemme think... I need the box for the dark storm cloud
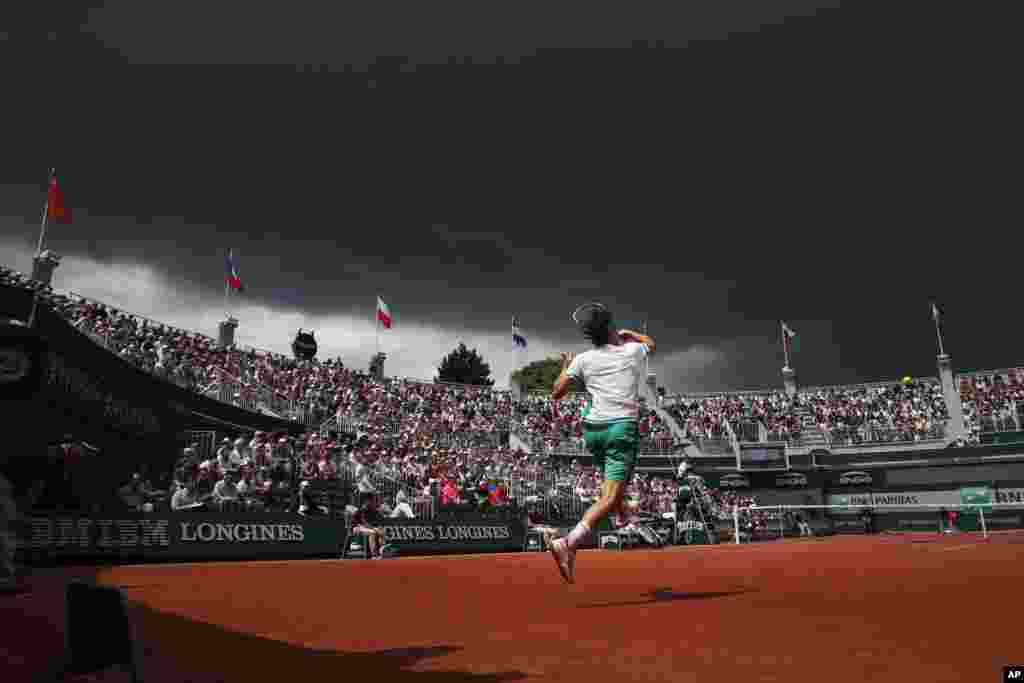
[2,0,1020,392]
[79,0,835,67]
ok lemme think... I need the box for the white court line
[937,542,988,552]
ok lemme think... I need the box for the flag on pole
[781,320,798,356]
[376,296,392,329]
[512,316,527,348]
[225,249,244,292]
[47,169,70,223]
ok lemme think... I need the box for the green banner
[992,431,1024,446]
[960,486,993,513]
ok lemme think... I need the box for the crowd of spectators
[801,380,949,445]
[665,393,800,443]
[154,428,721,527]
[959,370,1024,441]
[2,264,260,396]
[664,379,950,447]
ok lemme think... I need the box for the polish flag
[376,296,392,329]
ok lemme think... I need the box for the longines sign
[375,518,525,554]
[180,521,305,543]
[383,523,514,543]
[20,515,338,561]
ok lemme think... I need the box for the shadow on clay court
[4,571,528,683]
[576,585,756,609]
[119,600,530,683]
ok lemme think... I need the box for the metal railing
[765,430,804,447]
[956,367,1024,382]
[185,430,218,462]
[823,421,948,447]
[733,421,760,442]
[337,458,433,518]
[797,377,941,395]
[975,409,1022,434]
[695,437,734,456]
[67,291,287,360]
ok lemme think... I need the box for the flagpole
[643,320,650,379]
[782,322,791,370]
[28,172,53,328]
[36,199,49,256]
[933,305,946,357]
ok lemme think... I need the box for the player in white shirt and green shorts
[546,303,655,584]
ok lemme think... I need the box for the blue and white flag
[512,316,528,349]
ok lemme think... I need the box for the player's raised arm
[619,329,655,353]
[551,352,576,401]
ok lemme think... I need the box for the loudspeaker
[0,321,47,400]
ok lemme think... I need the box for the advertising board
[995,487,1024,508]
[374,517,526,554]
[19,514,342,561]
[826,489,964,513]
[739,444,786,470]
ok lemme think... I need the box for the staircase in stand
[641,385,689,444]
[794,405,828,448]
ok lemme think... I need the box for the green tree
[436,343,494,386]
[511,355,583,395]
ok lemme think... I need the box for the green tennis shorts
[583,419,640,482]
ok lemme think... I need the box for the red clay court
[4,533,1022,683]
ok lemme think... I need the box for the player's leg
[581,478,628,530]
[355,526,378,557]
[554,421,637,562]
[547,477,627,584]
[546,424,607,583]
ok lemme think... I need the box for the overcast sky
[1,0,1018,392]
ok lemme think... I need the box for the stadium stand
[662,378,951,451]
[8,258,1024,532]
[958,369,1024,444]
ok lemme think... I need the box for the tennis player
[546,303,655,583]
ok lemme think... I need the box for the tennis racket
[571,301,610,328]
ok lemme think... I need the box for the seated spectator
[118,473,150,512]
[350,494,387,559]
[390,490,416,519]
[297,480,328,515]
[212,472,240,509]
[171,483,205,511]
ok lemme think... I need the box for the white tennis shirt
[565,341,649,424]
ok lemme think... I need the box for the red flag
[47,169,70,223]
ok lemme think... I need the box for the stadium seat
[523,527,546,552]
[340,515,370,559]
[600,527,639,551]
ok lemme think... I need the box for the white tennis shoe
[546,533,575,584]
